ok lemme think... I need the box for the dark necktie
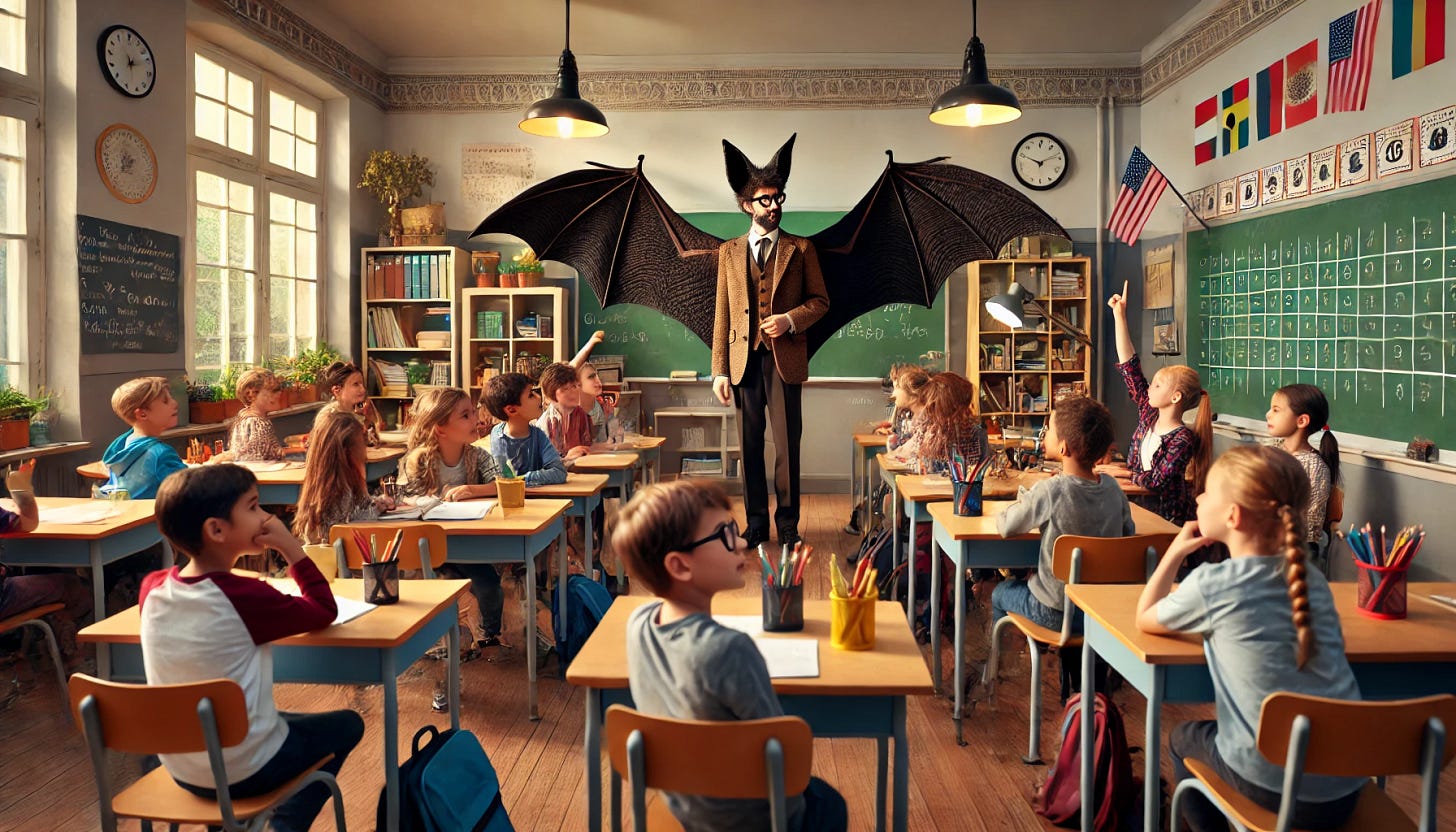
[756,237,771,270]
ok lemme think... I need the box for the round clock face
[98,24,156,98]
[1012,133,1069,191]
[96,124,157,204]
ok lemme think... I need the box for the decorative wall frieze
[1141,0,1306,101]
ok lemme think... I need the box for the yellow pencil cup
[496,477,526,509]
[830,594,876,651]
[302,544,338,582]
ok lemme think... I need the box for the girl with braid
[1136,445,1363,832]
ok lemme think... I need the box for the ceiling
[299,0,1203,68]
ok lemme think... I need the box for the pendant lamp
[520,0,609,139]
[929,0,1022,127]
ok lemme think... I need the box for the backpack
[1034,692,1138,832]
[552,573,614,670]
[378,725,514,832]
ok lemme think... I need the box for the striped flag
[1256,58,1284,139]
[1326,1,1383,112]
[1109,147,1168,246]
[1194,95,1219,164]
[1393,0,1446,78]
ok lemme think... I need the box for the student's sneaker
[431,680,448,713]
[842,518,864,536]
[477,634,509,649]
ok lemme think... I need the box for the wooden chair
[604,704,813,832]
[0,602,68,705]
[69,673,346,832]
[982,532,1175,763]
[1172,692,1456,832]
[1319,485,1345,577]
[330,522,447,578]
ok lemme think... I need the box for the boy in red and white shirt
[142,465,361,832]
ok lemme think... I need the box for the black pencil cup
[762,583,805,632]
[953,480,984,517]
[362,561,399,605]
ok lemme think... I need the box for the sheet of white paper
[39,504,123,524]
[922,476,952,487]
[274,583,376,626]
[752,637,820,678]
[236,460,301,472]
[423,500,495,521]
[713,615,763,637]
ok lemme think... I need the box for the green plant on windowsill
[216,363,251,402]
[186,379,219,404]
[0,385,39,420]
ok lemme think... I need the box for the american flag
[1109,147,1168,246]
[1326,0,1382,113]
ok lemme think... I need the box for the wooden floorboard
[2,492,1454,830]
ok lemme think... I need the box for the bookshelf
[966,257,1093,433]
[361,246,469,426]
[460,287,568,397]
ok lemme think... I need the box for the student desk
[76,446,405,504]
[78,577,470,832]
[567,595,933,832]
[877,454,914,581]
[572,452,640,587]
[851,433,888,529]
[430,498,571,721]
[927,501,1178,743]
[1066,581,1456,832]
[0,497,170,679]
[892,474,954,635]
[526,473,609,601]
[594,435,666,484]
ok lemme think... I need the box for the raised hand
[1106,279,1129,315]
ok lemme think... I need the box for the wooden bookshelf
[460,287,568,395]
[360,246,469,425]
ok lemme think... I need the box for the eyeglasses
[750,193,787,208]
[682,519,740,553]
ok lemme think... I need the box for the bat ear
[767,133,796,185]
[722,139,753,198]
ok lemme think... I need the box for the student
[917,372,989,477]
[1105,284,1212,525]
[291,411,395,545]
[1266,384,1339,556]
[614,479,849,832]
[315,360,385,445]
[535,362,593,463]
[227,368,288,461]
[1137,445,1363,832]
[143,465,363,832]
[993,396,1134,633]
[569,329,617,443]
[483,373,567,487]
[884,365,931,461]
[100,377,186,500]
[0,461,93,663]
[398,387,507,652]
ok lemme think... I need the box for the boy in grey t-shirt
[613,480,848,832]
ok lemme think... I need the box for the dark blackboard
[1188,174,1456,447]
[78,216,181,354]
[577,211,946,378]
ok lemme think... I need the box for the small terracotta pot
[299,384,320,403]
[0,418,30,451]
[223,399,244,418]
[191,401,225,423]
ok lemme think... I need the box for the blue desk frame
[253,454,400,505]
[574,456,637,588]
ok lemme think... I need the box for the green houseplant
[217,363,248,419]
[26,385,59,446]
[0,385,36,450]
[188,379,225,424]
[357,151,436,245]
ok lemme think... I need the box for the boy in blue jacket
[101,377,185,500]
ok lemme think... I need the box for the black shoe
[431,681,448,713]
[842,519,864,536]
[477,634,509,649]
[743,527,770,550]
[777,529,802,550]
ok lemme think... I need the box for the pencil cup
[362,561,400,605]
[1354,559,1408,620]
[302,544,337,582]
[830,594,876,651]
[952,480,984,517]
[496,477,526,509]
[762,583,805,632]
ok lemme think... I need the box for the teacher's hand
[712,376,732,406]
[759,313,791,338]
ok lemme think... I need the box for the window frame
[262,76,321,186]
[0,0,39,89]
[0,96,41,391]
[262,178,323,360]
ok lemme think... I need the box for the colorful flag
[1327,0,1382,112]
[1109,147,1168,246]
[1393,0,1446,78]
[1194,95,1219,165]
[1257,59,1284,139]
[1221,79,1250,154]
[1284,40,1320,128]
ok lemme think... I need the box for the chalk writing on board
[77,215,181,354]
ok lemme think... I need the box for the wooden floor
[3,493,1453,830]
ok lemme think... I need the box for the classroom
[3,0,1456,829]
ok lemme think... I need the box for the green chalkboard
[1188,174,1456,447]
[577,211,946,378]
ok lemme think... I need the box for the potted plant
[357,150,437,246]
[188,379,224,424]
[217,363,247,419]
[26,385,59,446]
[268,355,299,406]
[0,386,36,450]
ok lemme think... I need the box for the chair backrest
[330,522,447,577]
[1257,692,1456,777]
[1327,486,1344,527]
[1051,533,1176,585]
[604,705,813,799]
[69,673,249,755]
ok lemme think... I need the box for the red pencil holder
[1354,559,1408,620]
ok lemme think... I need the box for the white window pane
[269,127,293,170]
[269,91,292,131]
[194,53,226,101]
[295,105,317,143]
[195,205,224,264]
[270,222,294,277]
[296,200,316,232]
[195,97,226,145]
[196,170,226,206]
[269,192,293,223]
[227,72,253,113]
[295,278,317,346]
[227,269,253,362]
[0,156,19,235]
[269,276,292,340]
[296,230,317,280]
[194,265,223,370]
[0,13,23,76]
[294,139,316,178]
[226,210,253,269]
[228,180,253,214]
[227,109,252,154]
[0,239,22,371]
[0,114,20,156]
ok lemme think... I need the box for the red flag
[1284,40,1319,128]
[1194,95,1218,165]
[1109,147,1169,246]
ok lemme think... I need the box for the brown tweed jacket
[711,232,830,385]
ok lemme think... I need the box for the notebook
[380,497,495,522]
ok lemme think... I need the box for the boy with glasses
[614,480,847,831]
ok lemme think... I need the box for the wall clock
[1011,132,1069,191]
[98,24,156,98]
[96,124,157,204]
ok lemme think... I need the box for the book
[380,497,496,521]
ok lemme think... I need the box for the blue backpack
[552,574,614,669]
[379,725,514,832]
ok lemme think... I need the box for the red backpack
[1034,692,1138,831]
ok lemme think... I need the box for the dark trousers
[177,710,363,832]
[441,563,504,638]
[797,776,849,832]
[1170,720,1361,832]
[736,346,802,537]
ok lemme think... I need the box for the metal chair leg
[983,615,1014,698]
[1024,634,1043,765]
[19,619,68,707]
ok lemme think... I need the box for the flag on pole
[1392,0,1446,78]
[1194,95,1219,165]
[1284,40,1320,128]
[1109,147,1169,246]
[1326,0,1383,112]
[1221,79,1250,154]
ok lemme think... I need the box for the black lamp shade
[929,36,1022,127]
[519,49,609,139]
[984,282,1033,328]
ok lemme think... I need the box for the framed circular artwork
[95,123,157,204]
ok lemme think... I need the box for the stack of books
[368,358,411,398]
[1051,269,1084,296]
[475,311,504,339]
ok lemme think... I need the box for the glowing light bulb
[556,117,575,139]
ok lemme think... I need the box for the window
[0,114,24,387]
[189,44,323,380]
